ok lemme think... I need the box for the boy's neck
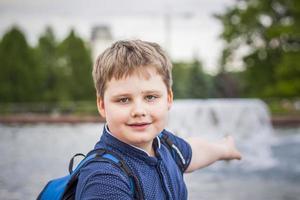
[128,140,155,157]
[142,142,155,157]
[105,125,156,157]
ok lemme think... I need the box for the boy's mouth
[126,122,151,130]
[127,122,151,126]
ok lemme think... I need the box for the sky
[0,0,236,74]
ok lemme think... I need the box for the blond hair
[92,40,173,98]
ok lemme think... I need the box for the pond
[0,123,300,200]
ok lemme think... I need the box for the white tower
[90,25,113,61]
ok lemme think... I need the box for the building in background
[90,25,113,61]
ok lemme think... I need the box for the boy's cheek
[108,108,129,120]
[151,107,169,119]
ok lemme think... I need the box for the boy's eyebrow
[111,90,162,98]
[110,93,132,98]
[141,90,162,94]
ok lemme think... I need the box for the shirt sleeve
[76,161,134,200]
[161,129,192,173]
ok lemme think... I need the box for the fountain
[167,99,278,170]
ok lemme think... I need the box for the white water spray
[167,99,278,170]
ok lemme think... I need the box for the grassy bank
[1,99,299,117]
[0,101,99,116]
[264,98,300,117]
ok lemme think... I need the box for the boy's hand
[218,135,242,161]
[185,135,242,173]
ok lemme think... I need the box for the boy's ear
[96,97,106,118]
[167,89,173,110]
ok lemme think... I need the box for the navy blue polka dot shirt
[75,125,192,200]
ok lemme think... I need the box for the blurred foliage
[213,71,242,98]
[215,0,300,98]
[0,14,299,117]
[172,60,242,99]
[0,26,246,105]
[186,60,211,98]
[0,27,42,102]
[0,101,98,116]
[0,26,94,104]
[265,98,300,116]
[57,29,94,101]
[35,27,61,101]
[172,62,190,98]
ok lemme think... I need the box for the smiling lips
[127,122,151,130]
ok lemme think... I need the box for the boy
[75,40,241,199]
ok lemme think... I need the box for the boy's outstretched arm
[185,135,242,173]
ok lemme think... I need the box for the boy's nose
[131,101,146,117]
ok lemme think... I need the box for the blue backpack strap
[37,151,102,200]
[159,132,186,173]
[38,148,144,200]
[62,150,106,199]
[86,148,144,200]
[68,153,86,174]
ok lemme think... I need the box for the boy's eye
[145,95,157,101]
[118,97,130,103]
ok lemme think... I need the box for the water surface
[0,124,299,200]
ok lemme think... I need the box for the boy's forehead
[111,66,159,80]
[105,69,167,95]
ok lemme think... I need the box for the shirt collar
[95,124,162,163]
[104,124,161,156]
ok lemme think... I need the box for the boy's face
[97,67,173,152]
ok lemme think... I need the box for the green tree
[57,30,94,101]
[0,26,41,102]
[186,60,210,98]
[274,51,300,97]
[213,71,241,98]
[216,0,300,97]
[35,26,62,102]
[172,60,214,99]
[172,62,190,98]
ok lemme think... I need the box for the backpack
[37,133,186,200]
